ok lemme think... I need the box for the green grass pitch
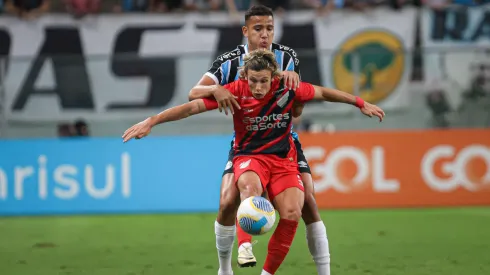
[1,207,489,275]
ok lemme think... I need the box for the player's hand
[122,119,153,143]
[360,102,385,122]
[281,71,300,91]
[292,101,305,118]
[213,85,241,115]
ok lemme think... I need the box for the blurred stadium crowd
[0,0,489,19]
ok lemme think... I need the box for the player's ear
[242,26,248,38]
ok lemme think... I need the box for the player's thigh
[234,157,267,199]
[269,173,305,221]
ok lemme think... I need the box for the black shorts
[222,139,311,177]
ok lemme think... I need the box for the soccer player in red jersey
[122,49,385,275]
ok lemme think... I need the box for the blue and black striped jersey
[205,43,302,141]
[205,43,300,85]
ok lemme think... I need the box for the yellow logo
[332,30,405,104]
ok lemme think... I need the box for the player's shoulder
[213,45,244,64]
[225,79,248,93]
[269,78,287,94]
[271,43,298,56]
[234,79,249,91]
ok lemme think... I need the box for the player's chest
[241,90,294,111]
[239,89,295,108]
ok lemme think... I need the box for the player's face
[246,69,273,99]
[243,16,274,51]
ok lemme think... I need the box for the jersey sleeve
[281,46,301,80]
[295,82,315,102]
[204,48,241,85]
[223,81,240,96]
[202,97,218,110]
[204,59,224,85]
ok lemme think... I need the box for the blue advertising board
[0,135,231,216]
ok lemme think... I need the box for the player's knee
[239,183,262,199]
[237,171,262,199]
[274,188,304,221]
[219,187,239,217]
[280,205,302,221]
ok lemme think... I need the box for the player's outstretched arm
[312,85,386,122]
[122,99,210,142]
[189,75,217,101]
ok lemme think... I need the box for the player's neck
[246,44,271,53]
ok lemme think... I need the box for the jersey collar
[244,44,273,55]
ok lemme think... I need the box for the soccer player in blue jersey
[187,5,333,275]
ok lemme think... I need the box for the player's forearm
[316,86,356,106]
[188,85,219,101]
[292,101,305,118]
[148,101,203,126]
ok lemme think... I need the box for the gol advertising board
[300,129,490,208]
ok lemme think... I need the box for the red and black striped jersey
[203,79,315,158]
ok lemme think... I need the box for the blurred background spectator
[425,85,451,128]
[301,0,335,15]
[225,0,252,15]
[112,0,154,13]
[6,0,490,14]
[57,123,75,137]
[64,0,100,17]
[256,0,290,12]
[74,120,90,137]
[56,120,90,137]
[452,0,490,6]
[4,0,50,19]
[184,0,221,11]
[423,0,449,9]
[155,0,184,12]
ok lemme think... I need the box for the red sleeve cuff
[202,97,218,110]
